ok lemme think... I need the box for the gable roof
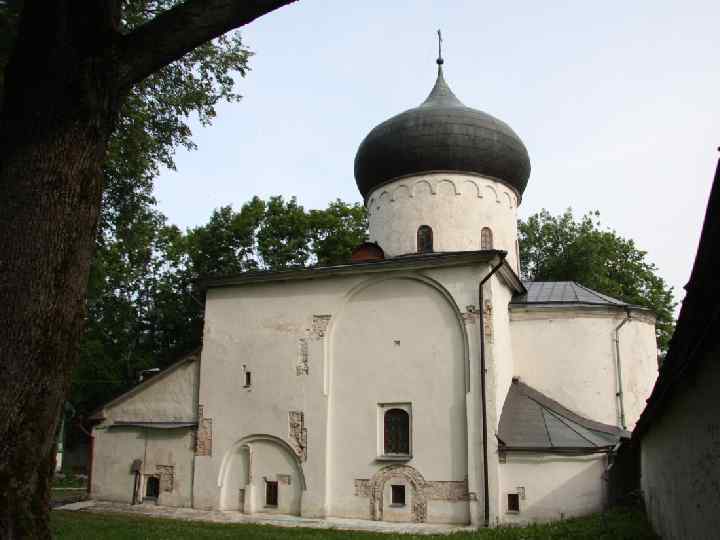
[498,379,629,453]
[89,348,200,421]
[511,281,628,307]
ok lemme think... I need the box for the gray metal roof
[110,421,197,430]
[354,64,531,200]
[201,249,525,294]
[498,380,628,453]
[511,281,628,307]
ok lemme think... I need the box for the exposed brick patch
[425,480,469,501]
[195,404,212,457]
[367,464,427,523]
[354,479,372,497]
[288,411,307,461]
[356,470,468,521]
[483,299,493,342]
[156,465,175,492]
[311,315,331,340]
[296,337,309,376]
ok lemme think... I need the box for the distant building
[633,154,720,540]
[90,55,659,526]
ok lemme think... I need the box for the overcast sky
[153,0,719,305]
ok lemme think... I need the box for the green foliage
[75,195,367,417]
[51,508,658,539]
[68,0,250,416]
[309,199,369,266]
[257,196,311,269]
[185,198,266,277]
[519,209,676,351]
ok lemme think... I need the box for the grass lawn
[51,508,658,539]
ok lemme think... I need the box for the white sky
[153,0,720,305]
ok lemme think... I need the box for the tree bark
[0,1,296,537]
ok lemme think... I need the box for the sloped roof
[89,348,200,421]
[498,380,629,453]
[201,250,524,294]
[511,281,628,307]
[110,421,197,429]
[635,153,720,438]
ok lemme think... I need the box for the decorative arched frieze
[391,183,411,201]
[483,184,499,203]
[462,179,481,198]
[436,178,459,196]
[412,179,435,197]
[503,191,514,209]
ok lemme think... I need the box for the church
[89,52,659,527]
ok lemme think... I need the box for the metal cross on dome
[437,29,444,65]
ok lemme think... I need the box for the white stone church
[90,57,659,527]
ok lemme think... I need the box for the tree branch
[118,0,298,89]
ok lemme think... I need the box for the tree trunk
[0,108,120,540]
[0,3,122,537]
[0,1,296,537]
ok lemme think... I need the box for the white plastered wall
[367,173,520,271]
[509,307,658,429]
[91,359,199,507]
[194,262,503,524]
[328,276,469,524]
[499,453,608,525]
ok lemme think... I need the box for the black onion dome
[354,65,531,200]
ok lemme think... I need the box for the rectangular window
[391,484,406,506]
[507,493,520,513]
[265,480,278,507]
[244,371,252,387]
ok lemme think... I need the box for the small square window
[265,480,278,507]
[391,484,406,506]
[507,493,520,513]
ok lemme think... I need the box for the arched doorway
[218,434,305,515]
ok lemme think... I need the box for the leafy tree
[309,199,368,266]
[0,0,296,536]
[519,209,676,350]
[73,196,367,422]
[73,0,253,423]
[257,196,311,269]
[185,198,266,277]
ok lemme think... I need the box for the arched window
[384,408,410,455]
[417,225,433,253]
[481,227,493,250]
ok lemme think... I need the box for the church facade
[90,58,659,527]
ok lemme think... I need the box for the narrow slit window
[391,484,406,506]
[384,408,410,455]
[265,480,278,507]
[481,227,493,250]
[244,371,252,387]
[507,493,520,513]
[417,225,433,253]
